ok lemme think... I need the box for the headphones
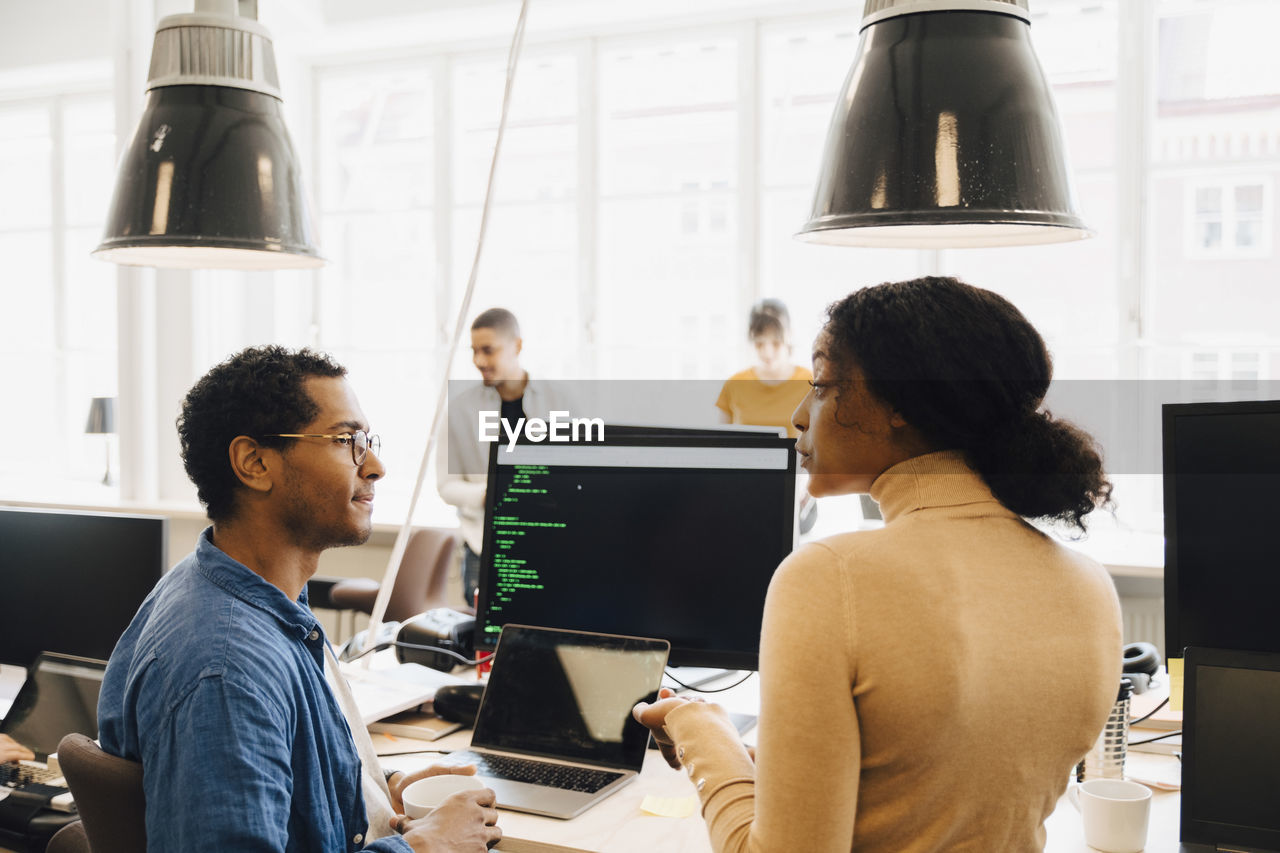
[1121,641,1162,694]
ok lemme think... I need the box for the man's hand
[387,763,479,815]
[0,734,34,764]
[396,789,501,852]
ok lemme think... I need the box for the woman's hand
[632,688,703,770]
[387,763,479,815]
[0,734,34,764]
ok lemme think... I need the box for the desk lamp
[85,396,116,487]
[797,0,1090,248]
[94,0,322,270]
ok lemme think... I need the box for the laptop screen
[1182,647,1280,851]
[472,625,669,770]
[1,653,107,761]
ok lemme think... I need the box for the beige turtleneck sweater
[664,451,1123,853]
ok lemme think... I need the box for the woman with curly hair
[636,277,1122,853]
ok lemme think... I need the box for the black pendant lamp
[94,0,322,269]
[797,0,1090,249]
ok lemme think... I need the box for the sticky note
[640,794,699,818]
[1168,657,1184,712]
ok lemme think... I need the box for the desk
[378,672,1186,853]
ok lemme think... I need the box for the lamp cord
[365,0,531,651]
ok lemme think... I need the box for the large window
[4,0,1278,556]
[0,92,115,500]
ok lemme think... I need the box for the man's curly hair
[177,345,346,522]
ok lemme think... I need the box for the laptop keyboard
[454,752,623,794]
[1,763,66,789]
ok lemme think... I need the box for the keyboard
[454,751,623,794]
[1,762,66,789]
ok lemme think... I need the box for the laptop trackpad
[483,777,601,820]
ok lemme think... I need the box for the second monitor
[475,431,797,670]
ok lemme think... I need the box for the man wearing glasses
[97,346,501,853]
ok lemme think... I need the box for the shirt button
[696,778,706,792]
[308,629,320,641]
[677,746,685,760]
[352,833,363,845]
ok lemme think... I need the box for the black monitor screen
[0,507,166,667]
[475,434,796,670]
[1181,647,1280,849]
[1162,401,1280,658]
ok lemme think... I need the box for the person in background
[715,298,813,438]
[0,734,33,763]
[636,277,1123,853]
[716,298,818,531]
[437,308,575,607]
[98,345,501,853]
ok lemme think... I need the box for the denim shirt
[98,528,411,853]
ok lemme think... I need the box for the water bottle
[1077,678,1132,781]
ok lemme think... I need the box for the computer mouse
[433,683,486,727]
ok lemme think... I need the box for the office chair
[329,527,467,628]
[46,733,146,853]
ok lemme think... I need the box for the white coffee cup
[1067,778,1152,853]
[401,774,487,820]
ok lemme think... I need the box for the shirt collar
[869,450,1010,523]
[193,527,320,641]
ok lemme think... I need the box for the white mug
[1068,778,1152,853]
[401,774,487,820]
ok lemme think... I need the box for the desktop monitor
[0,506,167,668]
[1162,400,1280,659]
[1180,646,1280,851]
[474,431,797,670]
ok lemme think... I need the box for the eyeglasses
[264,430,381,466]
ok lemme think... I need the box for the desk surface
[379,668,1185,853]
[384,739,1183,853]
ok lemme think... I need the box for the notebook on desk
[439,624,669,820]
[0,652,107,814]
[1179,646,1280,853]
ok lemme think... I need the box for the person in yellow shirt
[715,299,813,439]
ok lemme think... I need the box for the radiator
[1119,595,1166,660]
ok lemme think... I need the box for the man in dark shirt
[98,345,501,853]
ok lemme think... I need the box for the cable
[1128,730,1181,746]
[343,640,495,668]
[365,0,532,645]
[1128,695,1169,727]
[664,669,755,693]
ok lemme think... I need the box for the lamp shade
[797,0,1090,249]
[85,397,116,435]
[94,5,322,269]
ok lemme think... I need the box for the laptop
[1179,646,1280,853]
[440,625,669,820]
[0,652,108,814]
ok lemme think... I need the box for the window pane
[450,204,580,377]
[453,54,578,205]
[599,37,737,196]
[317,67,432,211]
[1195,186,1222,215]
[1235,183,1263,213]
[64,97,116,227]
[760,21,860,189]
[1153,0,1280,366]
[0,106,52,229]
[598,197,735,379]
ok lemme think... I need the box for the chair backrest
[385,526,462,622]
[56,733,146,853]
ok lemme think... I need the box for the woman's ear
[228,435,275,495]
